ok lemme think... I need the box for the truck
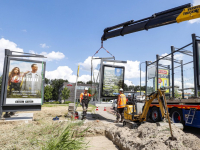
[101,3,200,128]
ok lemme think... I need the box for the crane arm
[101,3,200,41]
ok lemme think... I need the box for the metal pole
[156,55,159,91]
[145,61,148,98]
[140,62,145,95]
[192,34,198,97]
[91,58,93,102]
[140,63,141,95]
[171,46,175,98]
[168,65,171,98]
[181,60,184,99]
[74,65,79,119]
[99,59,103,104]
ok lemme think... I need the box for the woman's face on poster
[14,68,19,74]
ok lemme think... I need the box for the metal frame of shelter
[91,57,127,104]
[91,42,127,103]
[145,34,200,98]
[0,49,46,118]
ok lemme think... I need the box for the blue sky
[0,0,200,88]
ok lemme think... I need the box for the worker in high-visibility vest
[126,93,132,103]
[80,87,96,120]
[114,88,127,123]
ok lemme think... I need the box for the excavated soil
[78,120,200,150]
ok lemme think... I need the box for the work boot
[114,120,119,123]
[119,120,124,123]
[3,112,10,118]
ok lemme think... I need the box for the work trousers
[82,101,89,116]
[116,108,124,121]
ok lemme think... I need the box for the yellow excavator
[123,88,176,140]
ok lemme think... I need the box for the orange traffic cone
[96,107,98,111]
[104,107,106,111]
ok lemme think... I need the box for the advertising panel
[148,66,156,79]
[155,69,169,93]
[4,58,44,105]
[101,65,124,97]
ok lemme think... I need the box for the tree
[45,78,50,84]
[141,86,146,91]
[123,83,129,91]
[86,81,92,84]
[78,81,85,84]
[44,85,53,102]
[134,85,140,92]
[174,89,181,98]
[128,85,135,91]
[61,87,70,102]
[51,79,68,100]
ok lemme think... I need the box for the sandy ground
[85,136,119,150]
[1,105,200,150]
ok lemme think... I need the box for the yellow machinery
[124,88,176,140]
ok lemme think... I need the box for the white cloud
[22,29,27,32]
[159,53,184,66]
[141,81,145,85]
[46,66,76,82]
[45,66,91,83]
[189,0,200,24]
[124,80,134,86]
[124,60,145,79]
[0,38,23,74]
[40,43,50,48]
[29,50,65,61]
[40,51,65,61]
[79,56,145,79]
[79,56,101,71]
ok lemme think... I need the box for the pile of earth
[77,120,200,150]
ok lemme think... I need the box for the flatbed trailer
[149,99,200,128]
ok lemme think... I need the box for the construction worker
[114,88,127,123]
[126,93,132,104]
[80,87,96,120]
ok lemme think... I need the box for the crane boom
[101,3,200,41]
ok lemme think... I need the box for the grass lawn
[0,105,91,150]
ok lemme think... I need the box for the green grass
[42,103,96,113]
[88,104,96,112]
[42,121,89,150]
[42,104,68,107]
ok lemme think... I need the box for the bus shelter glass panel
[101,65,125,97]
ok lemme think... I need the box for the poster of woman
[6,59,44,105]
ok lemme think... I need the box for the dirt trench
[78,120,200,150]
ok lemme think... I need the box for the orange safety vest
[117,94,127,108]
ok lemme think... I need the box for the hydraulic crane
[101,3,200,41]
[99,3,200,140]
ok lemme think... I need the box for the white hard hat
[119,88,123,91]
[128,93,131,96]
[84,87,88,90]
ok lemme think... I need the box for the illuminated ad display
[5,58,45,105]
[155,69,169,93]
[101,65,125,97]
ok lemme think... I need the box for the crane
[101,3,200,41]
